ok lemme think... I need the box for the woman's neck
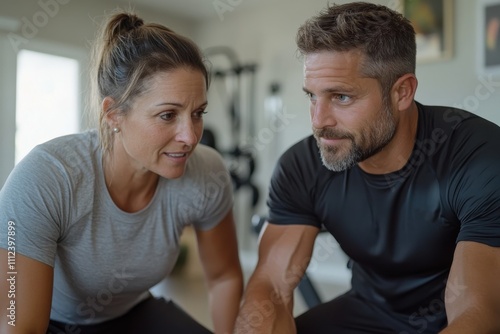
[102,144,159,213]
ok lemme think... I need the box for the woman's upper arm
[194,209,242,282]
[1,250,53,334]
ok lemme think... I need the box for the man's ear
[102,97,119,128]
[392,73,418,111]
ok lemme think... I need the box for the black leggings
[46,296,212,334]
[295,290,447,334]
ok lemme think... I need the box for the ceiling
[118,0,232,20]
[117,0,269,21]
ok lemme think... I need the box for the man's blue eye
[337,95,350,103]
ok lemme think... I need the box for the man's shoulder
[280,135,319,163]
[272,135,332,188]
[417,101,499,133]
[417,102,500,148]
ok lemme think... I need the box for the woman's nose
[175,118,198,147]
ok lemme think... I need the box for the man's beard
[313,102,397,172]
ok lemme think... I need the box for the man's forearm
[440,310,500,333]
[234,283,295,334]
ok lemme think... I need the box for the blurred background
[1,0,499,330]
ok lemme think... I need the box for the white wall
[0,32,18,188]
[415,0,500,122]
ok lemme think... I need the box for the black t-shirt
[268,102,500,316]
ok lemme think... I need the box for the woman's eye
[193,110,207,119]
[160,112,175,121]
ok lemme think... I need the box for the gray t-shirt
[0,130,233,324]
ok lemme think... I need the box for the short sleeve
[189,145,234,231]
[449,118,500,247]
[267,137,321,228]
[0,146,68,267]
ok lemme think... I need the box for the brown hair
[296,2,416,101]
[89,10,209,155]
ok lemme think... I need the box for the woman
[0,10,243,334]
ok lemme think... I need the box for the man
[235,2,500,333]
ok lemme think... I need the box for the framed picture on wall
[477,0,500,75]
[398,0,454,63]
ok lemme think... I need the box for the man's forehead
[304,52,358,74]
[303,50,370,81]
[304,50,363,66]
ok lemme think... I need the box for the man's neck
[358,101,419,175]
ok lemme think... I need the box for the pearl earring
[113,127,120,133]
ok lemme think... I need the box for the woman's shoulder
[177,144,231,188]
[188,144,226,169]
[12,130,101,187]
[191,143,222,157]
[25,130,97,163]
[34,130,99,155]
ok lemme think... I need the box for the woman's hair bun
[107,12,144,40]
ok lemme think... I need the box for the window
[15,49,80,163]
